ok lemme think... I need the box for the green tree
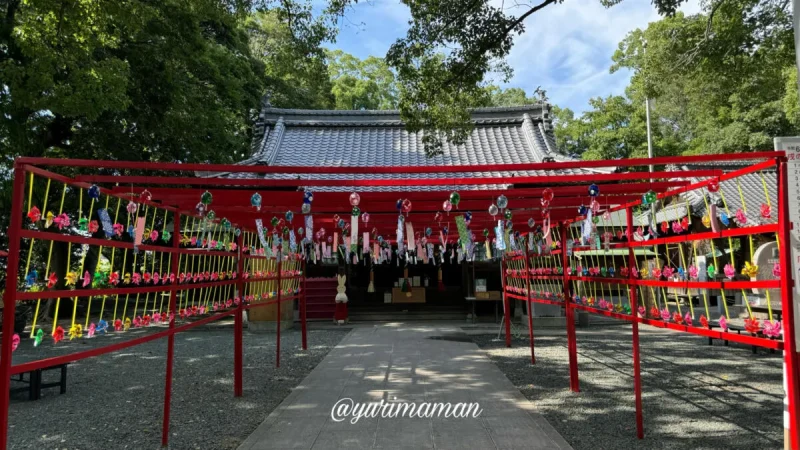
[611,0,796,154]
[326,50,398,110]
[245,10,335,109]
[365,0,700,155]
[1,0,265,165]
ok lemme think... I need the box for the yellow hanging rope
[701,188,730,319]
[28,177,53,337]
[99,197,122,320]
[718,184,753,319]
[84,195,110,328]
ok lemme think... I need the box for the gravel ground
[7,323,349,450]
[473,325,783,450]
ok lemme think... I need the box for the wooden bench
[10,364,68,400]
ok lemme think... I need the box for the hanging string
[85,194,111,329]
[700,187,729,319]
[29,177,54,337]
[718,183,753,319]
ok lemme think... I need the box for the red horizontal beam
[74,169,722,188]
[16,151,780,174]
[9,309,237,375]
[566,275,780,290]
[572,304,783,350]
[562,159,777,226]
[19,230,238,258]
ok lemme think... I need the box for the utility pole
[643,40,654,173]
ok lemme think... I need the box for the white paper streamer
[495,220,506,251]
[396,217,404,254]
[305,215,313,242]
[351,214,359,253]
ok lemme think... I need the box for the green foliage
[1,0,265,165]
[385,0,543,155]
[555,0,800,159]
[483,86,544,107]
[245,10,335,109]
[326,50,398,110]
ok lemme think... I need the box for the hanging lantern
[304,191,314,203]
[396,199,403,211]
[285,211,294,222]
[297,227,304,236]
[488,204,499,216]
[483,229,490,238]
[528,218,535,228]
[127,201,138,215]
[588,184,600,197]
[301,203,311,214]
[201,190,213,206]
[337,218,346,228]
[271,217,280,227]
[442,201,453,213]
[206,210,216,220]
[401,199,412,214]
[221,218,231,230]
[352,206,361,217]
[542,188,554,202]
[642,190,657,206]
[361,212,370,223]
[578,205,588,216]
[504,210,513,220]
[251,193,262,210]
[708,179,720,193]
[195,202,205,216]
[449,191,461,208]
[349,192,361,206]
[497,195,508,210]
[425,227,432,237]
[88,185,101,201]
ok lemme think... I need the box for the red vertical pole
[162,211,181,447]
[276,248,282,368]
[234,231,244,397]
[626,207,644,439]
[778,158,800,450]
[300,257,307,351]
[561,224,580,392]
[0,163,27,450]
[523,247,535,364]
[501,256,511,347]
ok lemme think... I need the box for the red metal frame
[1,151,795,448]
[777,159,800,450]
[626,206,644,439]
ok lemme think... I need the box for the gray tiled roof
[209,105,612,190]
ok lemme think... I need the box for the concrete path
[239,323,572,450]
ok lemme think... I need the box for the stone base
[522,315,567,328]
[248,320,294,333]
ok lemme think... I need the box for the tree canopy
[326,50,399,110]
[553,0,799,159]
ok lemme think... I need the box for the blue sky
[324,0,702,114]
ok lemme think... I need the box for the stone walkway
[238,323,572,450]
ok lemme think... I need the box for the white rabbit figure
[334,274,348,324]
[335,274,348,303]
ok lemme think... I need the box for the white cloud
[328,0,702,112]
[500,0,702,112]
